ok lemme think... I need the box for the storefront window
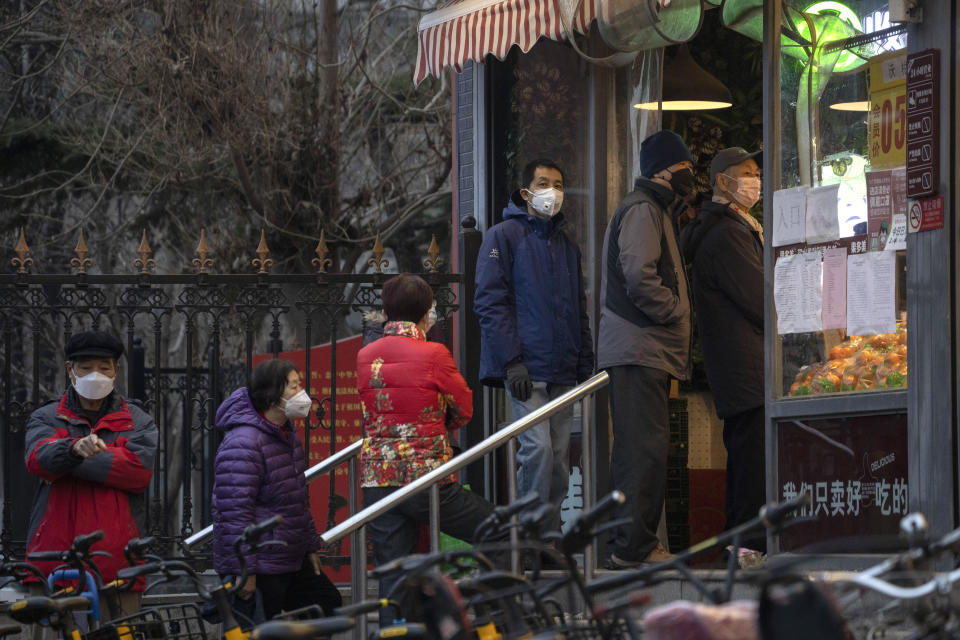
[777,413,908,551]
[774,1,908,398]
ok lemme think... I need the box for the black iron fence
[0,228,461,569]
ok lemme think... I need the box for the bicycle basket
[85,603,208,640]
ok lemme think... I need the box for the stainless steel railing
[183,371,609,639]
[182,439,364,549]
[322,371,610,579]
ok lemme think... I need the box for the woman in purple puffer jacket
[212,358,341,622]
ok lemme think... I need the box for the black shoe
[539,549,567,570]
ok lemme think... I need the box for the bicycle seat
[249,617,355,640]
[0,625,21,638]
[8,595,93,624]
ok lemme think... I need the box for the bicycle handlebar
[494,492,539,521]
[560,490,624,555]
[70,530,105,555]
[474,492,540,542]
[118,559,213,601]
[759,492,811,529]
[823,566,960,601]
[249,617,355,640]
[123,536,156,566]
[238,515,283,548]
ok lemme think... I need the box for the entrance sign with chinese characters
[772,186,807,247]
[905,49,940,197]
[778,413,908,551]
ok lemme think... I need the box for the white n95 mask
[282,389,313,419]
[527,188,564,217]
[73,372,115,400]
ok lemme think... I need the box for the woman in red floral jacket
[358,273,499,613]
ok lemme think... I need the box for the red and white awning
[415,0,597,85]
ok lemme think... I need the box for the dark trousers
[363,483,497,626]
[723,405,767,551]
[607,365,670,562]
[233,556,342,622]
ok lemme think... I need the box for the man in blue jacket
[475,158,594,534]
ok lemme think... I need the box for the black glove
[505,361,533,402]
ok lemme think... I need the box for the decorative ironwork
[0,232,460,570]
[70,229,93,274]
[252,229,274,274]
[134,229,157,274]
[368,234,389,273]
[191,229,214,274]
[424,235,444,273]
[11,228,34,274]
[312,230,332,273]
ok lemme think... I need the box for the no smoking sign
[907,196,944,233]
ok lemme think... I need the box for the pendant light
[634,45,733,111]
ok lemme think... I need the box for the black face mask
[668,168,696,198]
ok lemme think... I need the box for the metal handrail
[321,371,610,544]
[182,439,364,549]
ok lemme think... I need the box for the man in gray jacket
[598,130,693,568]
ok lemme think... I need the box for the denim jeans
[363,483,498,626]
[506,380,574,533]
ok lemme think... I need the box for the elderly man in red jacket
[25,331,157,616]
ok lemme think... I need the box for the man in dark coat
[679,147,765,549]
[597,130,694,568]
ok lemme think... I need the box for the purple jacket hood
[211,387,323,576]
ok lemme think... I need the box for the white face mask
[281,389,313,419]
[428,303,437,330]
[722,174,762,209]
[526,187,564,217]
[72,371,115,400]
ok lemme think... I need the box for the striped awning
[415,0,597,85]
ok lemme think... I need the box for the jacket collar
[56,389,134,432]
[633,176,679,209]
[384,321,425,341]
[502,200,566,236]
[701,199,758,232]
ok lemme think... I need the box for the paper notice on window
[885,214,907,251]
[772,187,806,247]
[805,183,841,244]
[774,252,822,335]
[821,247,847,330]
[846,251,896,336]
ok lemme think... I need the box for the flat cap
[65,331,125,360]
[710,147,762,186]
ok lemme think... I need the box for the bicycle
[354,490,635,640]
[117,515,354,640]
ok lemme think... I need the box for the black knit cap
[640,130,694,178]
[65,331,125,360]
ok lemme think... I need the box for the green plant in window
[884,371,905,388]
